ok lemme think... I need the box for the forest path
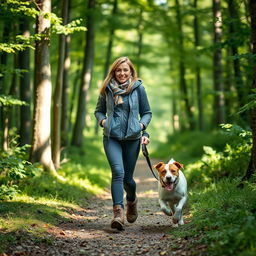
[13,159,201,256]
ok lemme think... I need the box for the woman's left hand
[141,136,150,145]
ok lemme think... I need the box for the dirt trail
[9,159,195,256]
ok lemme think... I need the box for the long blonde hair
[100,56,138,95]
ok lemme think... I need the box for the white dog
[153,159,187,225]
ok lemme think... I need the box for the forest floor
[4,159,207,256]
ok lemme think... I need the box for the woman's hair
[99,56,138,95]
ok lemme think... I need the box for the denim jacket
[94,80,152,140]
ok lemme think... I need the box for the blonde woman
[94,56,152,230]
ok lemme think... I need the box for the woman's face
[115,62,131,84]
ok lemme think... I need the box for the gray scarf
[109,78,131,105]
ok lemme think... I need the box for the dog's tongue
[166,183,174,191]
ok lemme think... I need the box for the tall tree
[30,0,62,179]
[227,0,247,123]
[136,7,143,77]
[52,0,70,168]
[0,20,10,149]
[193,0,204,130]
[175,0,195,130]
[240,0,256,182]
[72,0,96,147]
[19,17,31,146]
[103,0,118,79]
[212,0,225,126]
[95,0,118,135]
[61,21,71,146]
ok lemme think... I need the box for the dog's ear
[153,162,165,170]
[174,161,184,169]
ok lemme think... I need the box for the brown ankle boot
[111,205,124,230]
[126,198,138,223]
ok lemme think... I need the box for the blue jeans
[103,137,140,208]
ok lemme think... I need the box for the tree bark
[212,0,225,126]
[136,8,143,77]
[95,0,118,135]
[61,33,71,147]
[30,0,62,179]
[103,0,117,79]
[240,0,256,182]
[0,20,10,149]
[227,0,247,123]
[19,17,31,146]
[71,0,96,147]
[175,0,195,130]
[52,0,69,168]
[193,0,204,130]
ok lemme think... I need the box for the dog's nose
[166,176,172,182]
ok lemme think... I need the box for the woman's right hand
[101,119,106,127]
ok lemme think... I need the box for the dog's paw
[161,207,173,216]
[173,209,182,224]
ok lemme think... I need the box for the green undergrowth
[170,178,256,256]
[0,135,111,253]
[151,129,232,164]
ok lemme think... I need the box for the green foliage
[186,124,251,186]
[175,179,256,256]
[49,15,87,35]
[0,95,27,107]
[0,185,19,200]
[0,145,41,201]
[238,88,256,114]
[0,43,32,53]
[0,0,39,18]
[151,130,230,164]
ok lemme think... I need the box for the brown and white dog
[154,159,187,225]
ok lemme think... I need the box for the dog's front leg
[159,199,172,216]
[173,196,187,225]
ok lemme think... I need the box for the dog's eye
[162,170,166,175]
[171,170,176,174]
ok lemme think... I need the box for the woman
[94,56,152,231]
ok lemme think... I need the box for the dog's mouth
[164,181,174,191]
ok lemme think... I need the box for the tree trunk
[9,53,19,130]
[175,0,195,130]
[69,61,81,133]
[224,47,233,121]
[61,33,70,147]
[193,0,204,130]
[30,0,63,179]
[212,0,225,126]
[95,0,117,135]
[0,21,10,149]
[103,0,118,79]
[136,8,143,77]
[19,17,31,146]
[52,0,69,168]
[71,0,96,147]
[227,0,247,123]
[240,0,256,182]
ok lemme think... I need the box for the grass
[1,129,255,255]
[0,135,111,253]
[170,178,256,256]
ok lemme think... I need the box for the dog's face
[153,159,183,191]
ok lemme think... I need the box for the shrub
[0,144,41,200]
[186,124,251,186]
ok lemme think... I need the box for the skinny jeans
[103,136,140,208]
